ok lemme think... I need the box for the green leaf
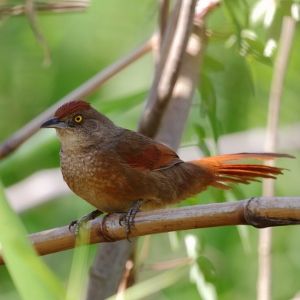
[193,124,211,157]
[0,182,65,300]
[196,256,217,283]
[223,0,250,39]
[203,55,225,73]
[199,74,221,143]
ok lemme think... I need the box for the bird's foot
[119,200,142,240]
[69,209,103,235]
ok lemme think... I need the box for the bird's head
[41,100,115,149]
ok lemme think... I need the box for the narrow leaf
[0,182,65,300]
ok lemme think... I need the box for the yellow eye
[73,114,83,123]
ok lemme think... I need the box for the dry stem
[257,17,296,300]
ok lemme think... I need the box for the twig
[0,1,90,15]
[0,197,299,266]
[146,257,193,271]
[24,0,51,65]
[138,0,197,136]
[0,37,154,160]
[257,17,296,300]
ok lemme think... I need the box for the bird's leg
[69,209,103,235]
[119,199,142,238]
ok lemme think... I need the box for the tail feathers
[192,152,294,190]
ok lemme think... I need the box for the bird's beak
[41,117,67,129]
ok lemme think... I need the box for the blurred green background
[0,0,299,299]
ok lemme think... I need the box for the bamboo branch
[257,17,296,300]
[0,37,154,160]
[1,197,299,266]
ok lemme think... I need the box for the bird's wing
[115,131,182,171]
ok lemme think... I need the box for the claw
[119,200,142,240]
[69,209,103,235]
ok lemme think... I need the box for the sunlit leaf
[241,36,273,65]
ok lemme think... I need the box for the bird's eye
[73,114,83,124]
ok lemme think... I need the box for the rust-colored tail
[191,153,294,190]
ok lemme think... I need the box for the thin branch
[0,37,154,160]
[25,0,51,65]
[257,17,296,300]
[265,19,296,152]
[0,1,90,16]
[0,197,299,266]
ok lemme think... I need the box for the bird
[41,100,293,234]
